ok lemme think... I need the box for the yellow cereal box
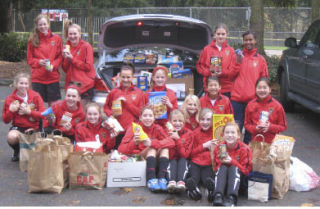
[212,114,234,142]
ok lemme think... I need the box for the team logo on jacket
[131,95,137,100]
[218,105,224,112]
[51,41,55,46]
[225,50,230,56]
[269,108,274,114]
[253,61,258,67]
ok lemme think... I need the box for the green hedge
[0,32,29,62]
[264,55,280,83]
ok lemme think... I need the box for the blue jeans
[231,100,251,144]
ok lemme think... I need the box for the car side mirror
[285,37,297,48]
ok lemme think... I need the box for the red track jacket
[244,95,287,144]
[118,122,175,155]
[213,140,252,176]
[75,120,115,154]
[200,93,234,114]
[229,48,269,103]
[190,127,213,166]
[104,83,145,131]
[144,85,178,126]
[184,114,199,131]
[27,30,63,84]
[62,39,96,93]
[2,89,45,130]
[167,127,194,160]
[197,39,236,93]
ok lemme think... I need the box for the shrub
[0,32,29,62]
[264,55,280,83]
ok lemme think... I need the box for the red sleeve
[70,43,94,72]
[191,143,206,155]
[213,145,222,172]
[260,56,269,78]
[51,36,63,71]
[151,126,175,149]
[62,57,70,73]
[268,105,287,134]
[176,131,194,158]
[118,126,140,155]
[219,49,236,79]
[244,103,259,136]
[224,54,241,80]
[2,97,14,124]
[27,42,41,69]
[225,98,234,114]
[196,47,212,77]
[168,90,178,111]
[103,132,116,154]
[123,90,145,118]
[29,94,46,119]
[74,123,85,143]
[230,145,252,176]
[103,90,114,117]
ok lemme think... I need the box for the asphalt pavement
[0,85,319,206]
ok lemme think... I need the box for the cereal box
[112,100,122,116]
[212,114,234,142]
[148,91,167,119]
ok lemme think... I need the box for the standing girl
[2,73,45,161]
[197,23,236,97]
[118,105,174,192]
[62,20,96,106]
[212,122,252,206]
[229,31,269,144]
[180,94,201,131]
[27,13,63,106]
[244,77,287,144]
[200,76,233,114]
[166,110,194,193]
[144,66,178,126]
[75,103,115,154]
[104,63,145,149]
[186,108,215,202]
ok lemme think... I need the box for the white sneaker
[167,180,176,193]
[176,181,186,193]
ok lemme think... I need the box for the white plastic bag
[289,156,320,192]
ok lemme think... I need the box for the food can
[259,111,270,123]
[64,45,70,53]
[219,144,227,159]
[45,59,51,71]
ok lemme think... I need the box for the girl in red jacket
[45,85,85,143]
[212,122,252,207]
[166,109,194,193]
[200,76,233,114]
[197,23,236,97]
[27,14,63,106]
[186,108,216,202]
[245,77,287,144]
[144,66,178,126]
[62,20,96,106]
[75,103,115,154]
[104,63,145,149]
[2,73,45,161]
[180,94,201,130]
[118,105,174,192]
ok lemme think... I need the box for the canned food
[219,144,227,159]
[259,111,270,123]
[64,45,70,53]
[45,59,51,71]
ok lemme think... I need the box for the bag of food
[248,171,273,202]
[132,122,149,141]
[68,152,108,190]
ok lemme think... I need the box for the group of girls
[2,17,287,207]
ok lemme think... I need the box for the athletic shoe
[167,181,176,193]
[158,178,168,191]
[176,181,186,193]
[205,178,215,202]
[212,193,224,206]
[147,178,160,192]
[11,150,19,162]
[223,195,237,207]
[186,178,202,201]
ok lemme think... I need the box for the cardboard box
[107,161,146,187]
[166,74,194,99]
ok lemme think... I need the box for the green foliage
[0,32,29,62]
[264,55,280,83]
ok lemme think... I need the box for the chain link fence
[13,7,312,48]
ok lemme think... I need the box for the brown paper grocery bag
[68,151,108,190]
[28,142,64,193]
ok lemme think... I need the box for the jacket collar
[256,95,272,104]
[86,119,102,130]
[210,39,228,49]
[152,85,167,92]
[38,29,52,40]
[119,83,135,91]
[243,48,258,57]
[205,92,223,101]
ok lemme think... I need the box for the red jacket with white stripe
[2,89,45,130]
[75,120,115,154]
[118,122,175,155]
[244,95,287,144]
[190,127,213,166]
[200,93,234,114]
[197,39,236,93]
[229,48,269,103]
[213,140,252,176]
[27,30,63,84]
[62,39,96,93]
[167,127,194,160]
[104,83,145,131]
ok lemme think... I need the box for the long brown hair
[28,14,50,47]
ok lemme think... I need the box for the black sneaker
[11,152,19,162]
[223,195,237,207]
[186,179,202,201]
[205,178,215,202]
[212,193,224,206]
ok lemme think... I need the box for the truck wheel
[280,71,294,112]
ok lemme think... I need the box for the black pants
[214,165,241,198]
[115,133,124,150]
[167,158,188,182]
[187,162,214,186]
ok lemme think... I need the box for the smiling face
[199,112,213,131]
[152,69,167,87]
[223,124,240,148]
[186,99,198,115]
[86,106,100,125]
[16,77,29,96]
[243,34,257,51]
[140,108,155,127]
[214,27,228,46]
[65,88,81,109]
[207,79,221,99]
[37,17,49,35]
[119,68,133,88]
[256,80,271,100]
[68,26,81,46]
[171,114,185,131]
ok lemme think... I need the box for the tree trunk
[0,0,9,33]
[312,0,320,21]
[18,0,26,32]
[249,0,265,55]
[8,1,14,32]
[88,0,94,46]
